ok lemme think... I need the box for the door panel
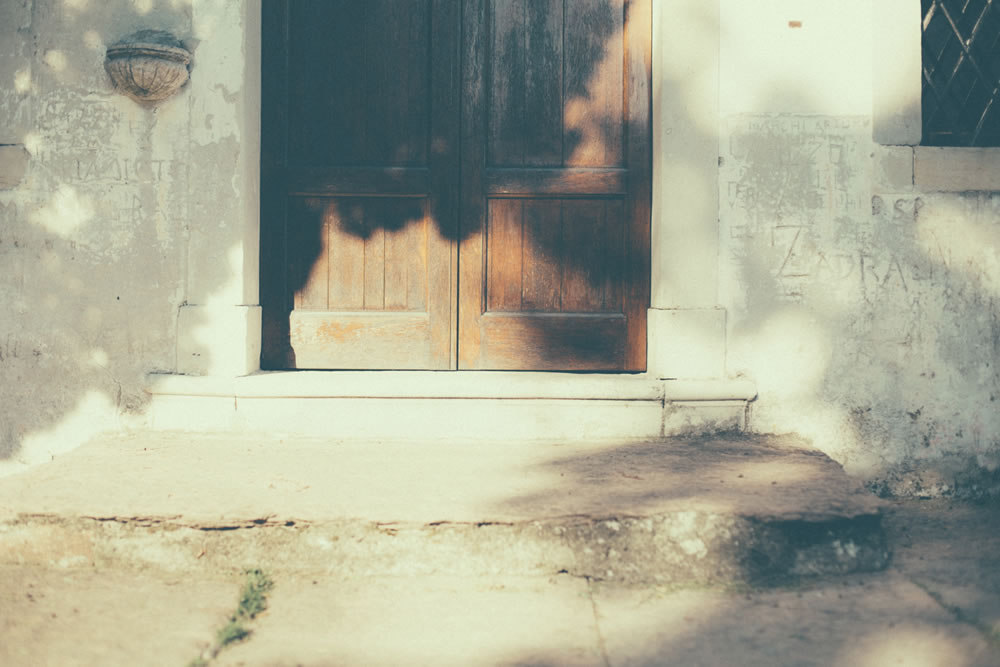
[286,0,430,167]
[288,198,430,313]
[458,0,650,370]
[485,199,625,314]
[563,0,625,167]
[261,0,459,369]
[488,0,626,169]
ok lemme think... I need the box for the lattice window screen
[922,0,1000,146]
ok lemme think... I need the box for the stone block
[647,307,727,379]
[176,304,261,376]
[914,147,1000,192]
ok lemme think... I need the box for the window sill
[913,146,1000,192]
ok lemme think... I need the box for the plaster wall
[718,0,1000,495]
[0,0,257,473]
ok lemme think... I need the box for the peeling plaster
[0,0,233,468]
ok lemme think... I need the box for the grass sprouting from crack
[236,568,273,620]
[189,568,274,667]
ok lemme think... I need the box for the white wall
[0,0,257,473]
[718,0,1000,495]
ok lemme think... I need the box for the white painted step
[144,372,757,440]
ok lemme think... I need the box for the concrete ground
[0,431,882,525]
[0,432,997,665]
[0,432,890,586]
[0,500,996,666]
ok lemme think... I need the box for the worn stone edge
[0,510,889,587]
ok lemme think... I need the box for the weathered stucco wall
[0,0,255,473]
[718,0,1000,496]
[3,0,997,496]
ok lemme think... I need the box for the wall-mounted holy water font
[105,30,191,104]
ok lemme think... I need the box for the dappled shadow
[0,0,233,468]
[484,434,886,587]
[586,570,996,666]
[721,118,1000,481]
[577,500,1000,666]
[713,4,1000,486]
[493,434,878,520]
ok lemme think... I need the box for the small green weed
[216,619,251,647]
[189,568,274,667]
[236,568,274,621]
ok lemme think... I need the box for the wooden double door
[260,0,651,370]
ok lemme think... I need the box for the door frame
[173,0,728,381]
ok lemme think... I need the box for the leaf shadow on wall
[721,95,1000,487]
[0,0,219,467]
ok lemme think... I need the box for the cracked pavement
[1,499,997,666]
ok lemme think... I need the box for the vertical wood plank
[285,198,329,311]
[404,3,431,166]
[406,202,429,311]
[523,0,563,165]
[288,0,367,165]
[459,0,489,367]
[489,0,526,166]
[564,0,625,167]
[487,199,524,311]
[429,0,461,366]
[292,199,330,310]
[365,0,429,166]
[521,199,563,310]
[383,200,414,311]
[604,199,626,312]
[398,0,437,165]
[561,200,605,312]
[363,201,386,310]
[363,0,393,165]
[327,200,366,310]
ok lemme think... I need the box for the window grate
[921,0,1000,146]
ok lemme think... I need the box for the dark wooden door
[458,0,651,370]
[261,0,650,371]
[261,0,460,369]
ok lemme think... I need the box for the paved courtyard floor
[1,499,997,666]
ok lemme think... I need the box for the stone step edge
[145,372,759,402]
[0,511,888,587]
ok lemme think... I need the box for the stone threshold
[146,371,758,402]
[142,372,757,440]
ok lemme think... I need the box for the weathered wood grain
[486,167,626,195]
